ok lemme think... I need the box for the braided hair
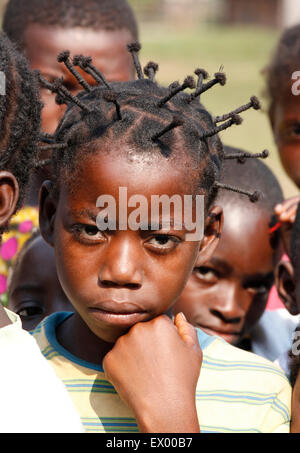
[36,44,268,208]
[0,32,42,212]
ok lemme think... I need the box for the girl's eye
[17,305,44,318]
[194,266,219,283]
[73,224,105,243]
[145,235,180,253]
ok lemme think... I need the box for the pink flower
[0,275,7,294]
[18,220,33,234]
[1,237,18,261]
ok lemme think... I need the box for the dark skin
[8,235,73,331]
[275,199,300,433]
[271,91,300,189]
[39,145,222,432]
[0,172,20,328]
[173,199,279,346]
[24,25,135,206]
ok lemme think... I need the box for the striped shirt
[31,312,291,433]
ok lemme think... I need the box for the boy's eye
[194,266,219,283]
[145,234,181,254]
[244,278,273,294]
[282,123,300,141]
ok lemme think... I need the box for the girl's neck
[56,312,114,366]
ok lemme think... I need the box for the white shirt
[0,309,84,433]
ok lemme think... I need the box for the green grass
[138,22,298,197]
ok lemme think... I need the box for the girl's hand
[103,313,202,433]
[274,195,300,257]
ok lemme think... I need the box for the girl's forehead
[67,148,197,198]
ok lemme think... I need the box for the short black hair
[3,0,139,50]
[0,32,41,213]
[219,146,284,250]
[264,24,300,116]
[219,145,284,213]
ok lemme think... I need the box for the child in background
[265,24,300,189]
[0,32,83,433]
[32,45,291,433]
[8,230,73,331]
[3,0,137,135]
[173,146,299,362]
[259,24,300,312]
[0,0,138,306]
[274,202,300,432]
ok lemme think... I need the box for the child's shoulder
[196,329,291,433]
[199,329,290,388]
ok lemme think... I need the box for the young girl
[0,32,83,433]
[31,44,291,433]
[0,0,138,308]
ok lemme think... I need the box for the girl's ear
[276,260,299,315]
[39,181,57,247]
[196,205,223,265]
[0,171,19,230]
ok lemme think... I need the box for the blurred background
[0,0,300,196]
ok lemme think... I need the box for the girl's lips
[88,307,149,327]
[88,300,149,326]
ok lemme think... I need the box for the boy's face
[8,235,73,331]
[40,148,222,343]
[24,25,135,133]
[272,93,300,188]
[173,200,277,345]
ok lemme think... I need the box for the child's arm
[275,195,300,257]
[103,313,202,433]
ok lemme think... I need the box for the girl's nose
[98,235,143,289]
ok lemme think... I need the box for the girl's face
[40,148,222,343]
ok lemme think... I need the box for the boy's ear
[39,181,57,247]
[196,205,223,265]
[0,171,19,229]
[276,260,299,315]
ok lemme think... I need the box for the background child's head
[0,32,41,232]
[3,0,138,133]
[8,230,73,331]
[265,24,300,188]
[173,146,284,346]
[37,48,245,344]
